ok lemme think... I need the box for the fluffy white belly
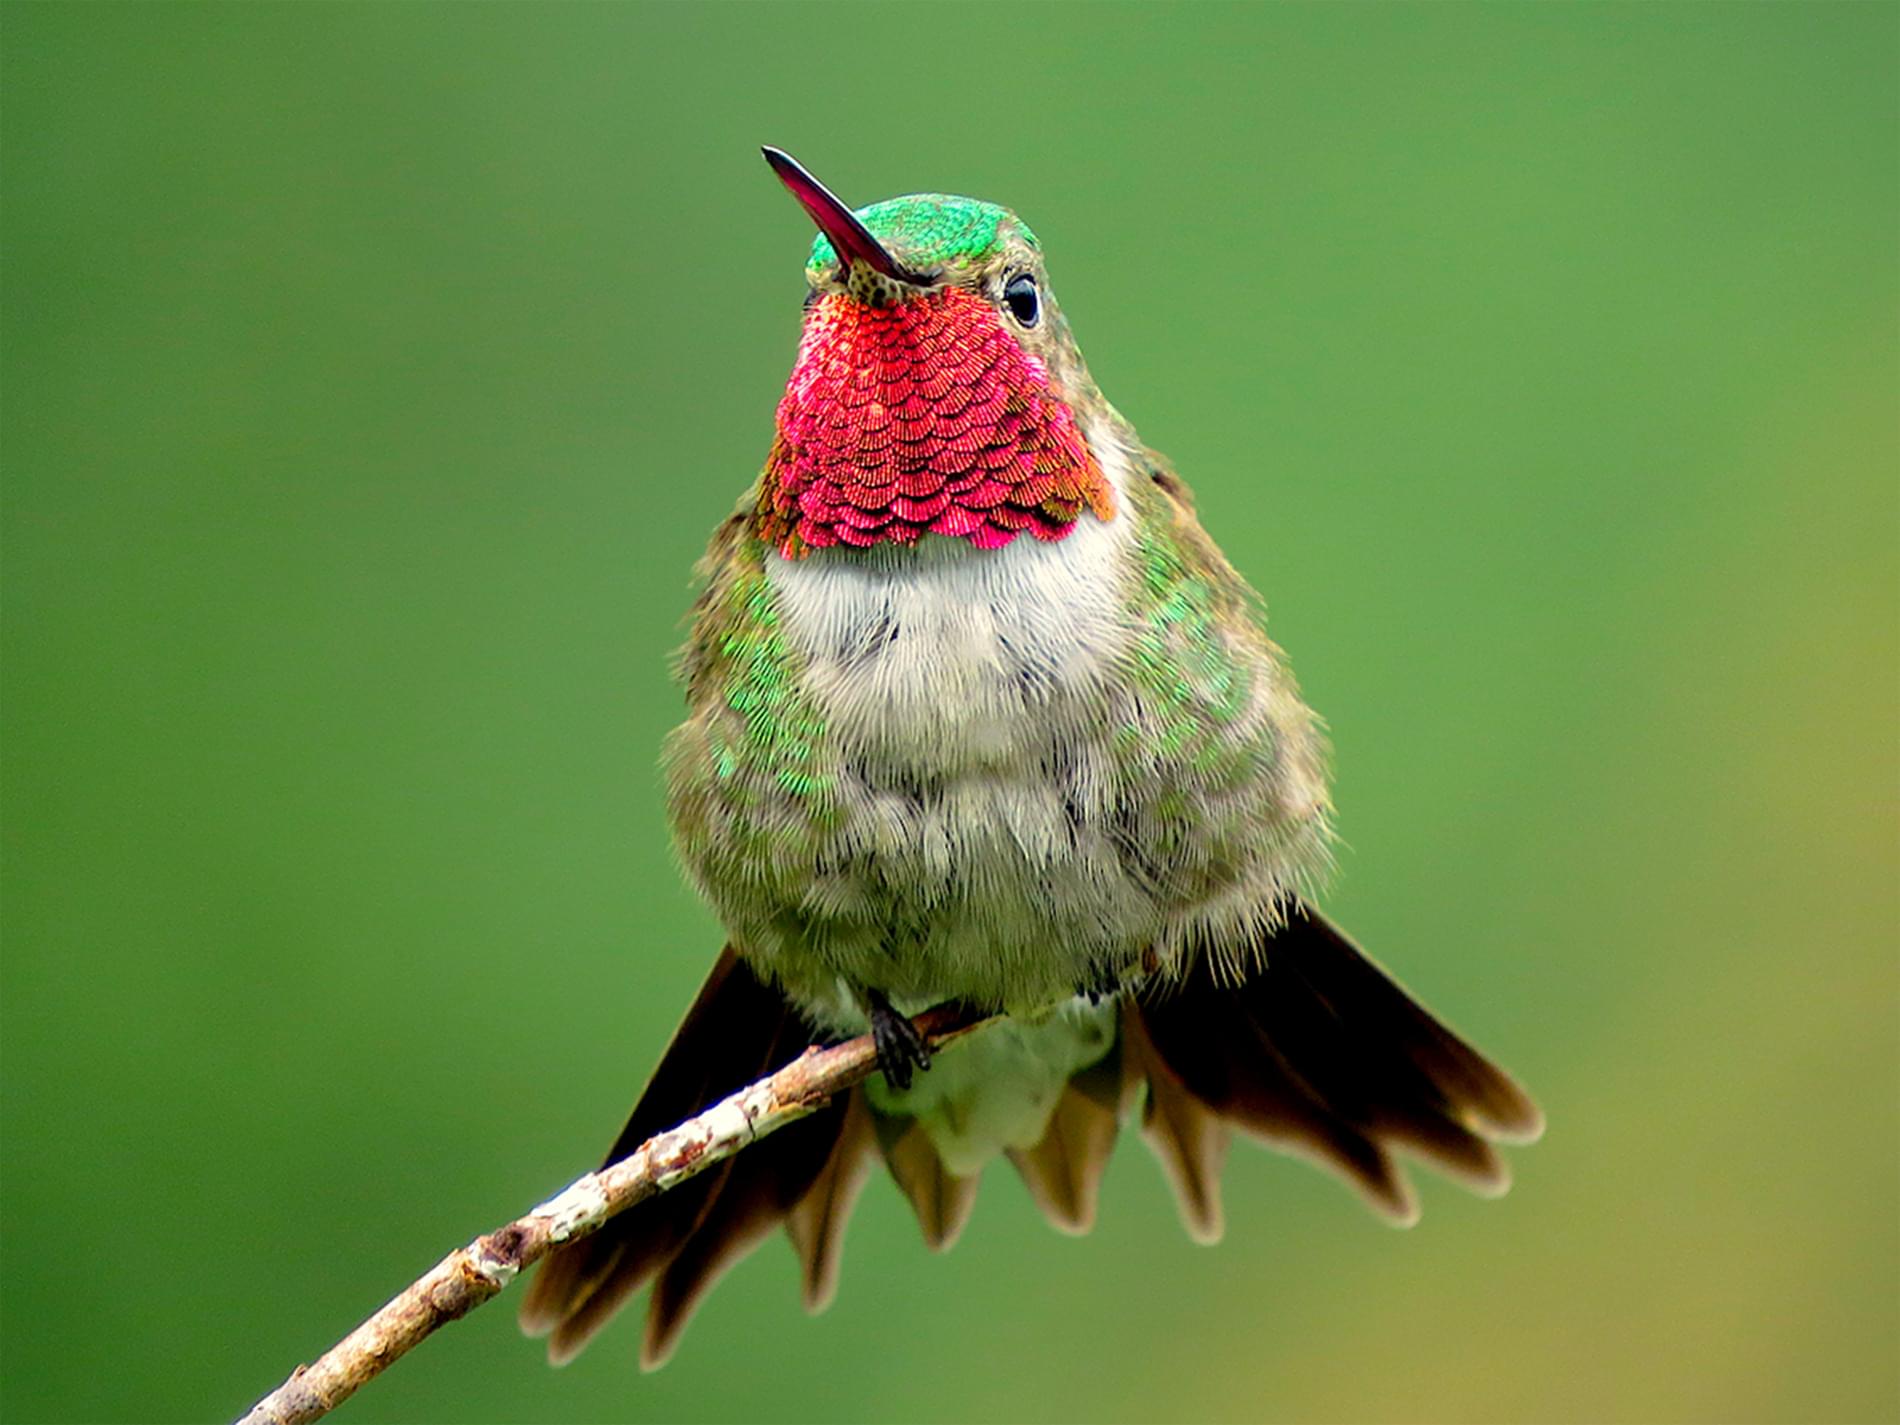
[761,507,1151,1015]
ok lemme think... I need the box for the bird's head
[755,148,1115,559]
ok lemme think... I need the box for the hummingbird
[519,147,1543,1369]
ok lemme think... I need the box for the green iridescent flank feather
[665,533,839,909]
[807,194,1035,275]
[1123,498,1265,778]
[713,563,833,801]
[1111,474,1296,892]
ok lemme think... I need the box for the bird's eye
[1003,272,1040,328]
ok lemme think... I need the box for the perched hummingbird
[520,148,1542,1368]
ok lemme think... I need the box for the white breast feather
[765,422,1138,774]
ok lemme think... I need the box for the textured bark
[235,1004,988,1425]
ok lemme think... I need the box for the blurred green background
[4,4,1895,1422]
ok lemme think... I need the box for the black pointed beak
[762,146,930,286]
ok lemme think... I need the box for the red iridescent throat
[754,288,1116,557]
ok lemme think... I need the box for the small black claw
[1081,963,1127,1005]
[866,989,931,1092]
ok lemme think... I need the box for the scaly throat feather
[754,289,1115,557]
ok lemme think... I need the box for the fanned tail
[520,906,1541,1366]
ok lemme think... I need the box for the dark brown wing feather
[1259,906,1544,1143]
[639,1088,852,1369]
[1131,900,1542,1230]
[519,949,858,1366]
[1138,960,1419,1222]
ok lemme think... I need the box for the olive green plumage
[664,516,842,921]
[520,169,1539,1371]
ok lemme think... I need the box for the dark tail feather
[871,1111,981,1251]
[1005,1028,1137,1235]
[1123,1005,1231,1243]
[518,949,860,1367]
[1132,901,1543,1229]
[784,1090,878,1313]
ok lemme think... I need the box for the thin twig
[235,1003,991,1425]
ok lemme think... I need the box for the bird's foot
[1080,964,1127,1006]
[865,989,931,1092]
